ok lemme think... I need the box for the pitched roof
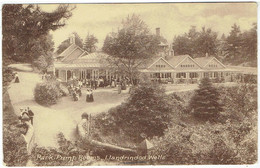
[166,55,190,67]
[59,44,78,57]
[74,52,109,63]
[193,57,215,67]
[59,44,88,63]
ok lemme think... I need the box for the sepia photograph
[2,2,258,166]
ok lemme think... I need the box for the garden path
[8,64,128,148]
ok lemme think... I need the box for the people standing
[78,113,90,137]
[27,107,34,125]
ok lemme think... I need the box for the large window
[176,72,186,78]
[189,72,198,78]
[204,72,209,78]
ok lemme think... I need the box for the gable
[62,48,85,63]
[148,57,173,70]
[175,56,201,70]
[204,58,225,69]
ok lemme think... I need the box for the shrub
[3,91,28,166]
[189,77,223,121]
[95,81,172,143]
[3,65,14,88]
[34,80,61,106]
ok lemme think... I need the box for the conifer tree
[189,77,223,120]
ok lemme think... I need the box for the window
[166,73,171,78]
[190,72,198,78]
[156,64,165,68]
[176,72,186,78]
[204,72,209,78]
[214,72,218,78]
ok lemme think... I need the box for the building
[139,28,242,83]
[54,35,118,82]
[54,29,243,84]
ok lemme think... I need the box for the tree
[172,26,218,58]
[2,4,75,63]
[56,32,83,54]
[108,81,172,142]
[189,78,223,120]
[83,33,98,53]
[102,14,160,84]
[224,24,242,62]
[32,33,54,71]
[240,23,257,65]
[196,27,218,56]
[172,35,191,56]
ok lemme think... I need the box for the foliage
[151,116,257,164]
[151,83,257,165]
[31,133,95,166]
[172,23,257,66]
[2,4,75,63]
[173,26,218,57]
[94,81,172,143]
[32,33,54,71]
[189,78,223,120]
[83,33,98,53]
[102,14,160,83]
[34,80,64,106]
[56,32,84,54]
[3,91,29,166]
[224,24,242,63]
[3,66,15,88]
[219,84,257,122]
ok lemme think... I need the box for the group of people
[18,107,34,135]
[68,84,82,101]
[76,78,104,90]
[67,81,94,102]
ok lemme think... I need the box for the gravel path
[8,64,128,148]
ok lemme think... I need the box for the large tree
[83,33,98,53]
[102,14,160,83]
[172,26,218,57]
[2,4,75,63]
[32,33,54,71]
[196,27,218,56]
[224,24,242,62]
[240,23,257,65]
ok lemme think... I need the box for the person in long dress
[89,89,94,102]
[14,73,20,83]
[86,89,91,102]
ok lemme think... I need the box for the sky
[40,3,257,50]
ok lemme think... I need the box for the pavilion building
[53,30,243,84]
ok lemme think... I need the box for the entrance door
[67,70,72,80]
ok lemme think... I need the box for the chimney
[70,34,75,45]
[156,27,160,36]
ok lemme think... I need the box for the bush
[34,80,62,106]
[3,91,29,166]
